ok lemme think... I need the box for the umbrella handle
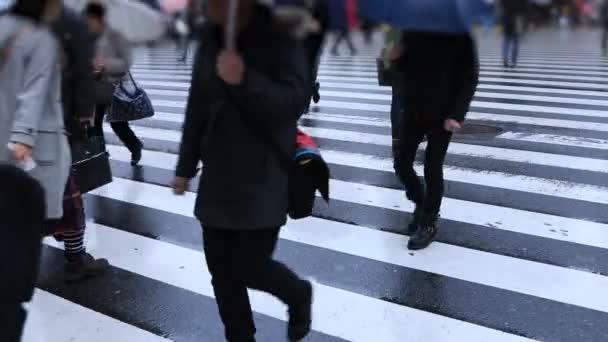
[225,0,239,51]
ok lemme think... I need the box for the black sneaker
[288,280,313,342]
[131,143,143,166]
[407,206,422,235]
[407,213,439,250]
[312,82,321,104]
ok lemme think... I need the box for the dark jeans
[0,304,26,342]
[203,227,308,342]
[94,105,141,152]
[331,30,356,54]
[502,33,519,65]
[394,116,452,215]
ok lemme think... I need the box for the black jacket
[0,164,45,305]
[500,0,527,35]
[398,31,479,126]
[52,7,96,143]
[176,5,309,229]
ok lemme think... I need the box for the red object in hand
[296,129,318,150]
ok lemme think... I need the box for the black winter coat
[0,164,45,305]
[176,5,309,230]
[397,31,479,127]
[52,7,96,144]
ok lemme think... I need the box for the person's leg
[502,34,511,67]
[408,126,452,250]
[344,31,357,55]
[602,27,607,55]
[203,227,256,342]
[93,105,107,137]
[390,85,402,162]
[110,121,143,165]
[331,31,345,55]
[511,33,520,67]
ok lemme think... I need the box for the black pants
[203,227,308,342]
[0,304,26,342]
[331,29,356,54]
[394,116,452,215]
[602,27,608,52]
[94,105,141,152]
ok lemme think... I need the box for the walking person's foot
[131,142,143,166]
[65,253,110,284]
[288,280,313,342]
[312,82,321,104]
[407,205,422,235]
[502,59,509,68]
[407,213,439,250]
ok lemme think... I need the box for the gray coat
[0,16,71,219]
[176,6,309,230]
[96,28,132,84]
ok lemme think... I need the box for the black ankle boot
[407,206,422,235]
[288,280,313,341]
[131,142,143,166]
[408,213,439,251]
[312,82,321,104]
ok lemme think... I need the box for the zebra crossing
[25,30,608,341]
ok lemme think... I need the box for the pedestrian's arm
[104,32,133,76]
[227,39,309,125]
[448,38,479,123]
[176,49,206,179]
[10,35,57,147]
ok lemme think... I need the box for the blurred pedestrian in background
[0,0,69,338]
[0,165,46,342]
[329,0,357,56]
[173,0,313,340]
[393,31,479,251]
[85,2,143,166]
[499,0,527,68]
[601,0,608,56]
[48,2,109,284]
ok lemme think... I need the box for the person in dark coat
[0,164,46,342]
[500,0,527,67]
[328,0,356,56]
[49,4,110,284]
[173,1,313,341]
[394,31,479,251]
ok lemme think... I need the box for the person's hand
[444,119,463,132]
[387,44,403,61]
[172,176,190,195]
[10,143,32,161]
[217,50,245,85]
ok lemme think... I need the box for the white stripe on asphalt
[90,178,608,315]
[23,290,172,342]
[46,220,533,342]
[498,132,608,150]
[107,143,608,251]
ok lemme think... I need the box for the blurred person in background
[393,31,479,251]
[173,0,313,341]
[85,2,143,166]
[0,0,69,338]
[601,0,608,55]
[0,165,46,342]
[48,2,110,283]
[329,0,357,56]
[499,0,527,68]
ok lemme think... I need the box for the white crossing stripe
[23,290,173,342]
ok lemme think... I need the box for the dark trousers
[331,29,356,54]
[390,85,403,159]
[94,105,141,152]
[0,304,27,342]
[502,33,520,65]
[394,116,452,215]
[602,27,608,52]
[203,227,308,342]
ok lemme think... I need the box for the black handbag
[70,128,113,194]
[106,72,155,122]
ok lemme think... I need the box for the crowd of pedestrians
[13,0,593,341]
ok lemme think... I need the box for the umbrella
[65,0,167,43]
[357,0,493,34]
